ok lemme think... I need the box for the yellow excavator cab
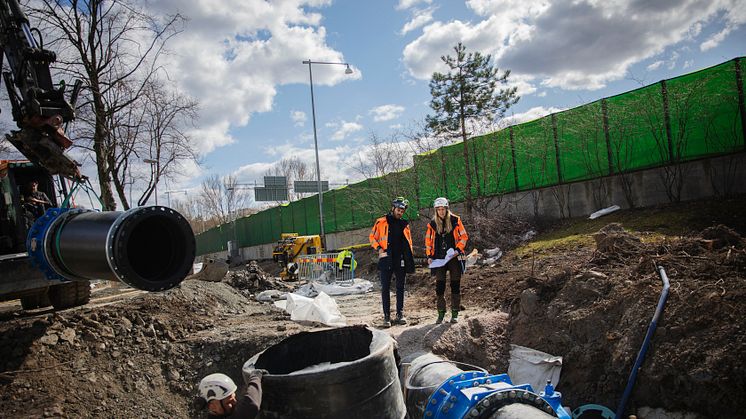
[272,234,323,280]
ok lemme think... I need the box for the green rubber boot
[450,310,459,323]
[435,311,446,324]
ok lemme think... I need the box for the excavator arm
[0,0,82,179]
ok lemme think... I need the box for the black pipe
[614,265,671,419]
[44,206,194,291]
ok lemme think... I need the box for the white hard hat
[199,373,237,402]
[434,197,449,208]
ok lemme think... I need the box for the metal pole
[306,60,326,243]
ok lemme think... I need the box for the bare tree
[349,131,414,217]
[29,0,184,210]
[351,132,409,179]
[264,156,314,202]
[199,174,250,225]
[134,82,198,207]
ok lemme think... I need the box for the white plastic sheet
[484,247,502,258]
[507,344,563,393]
[464,249,479,269]
[274,291,347,327]
[294,279,373,298]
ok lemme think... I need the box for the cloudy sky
[142,0,744,204]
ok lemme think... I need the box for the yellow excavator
[272,233,322,280]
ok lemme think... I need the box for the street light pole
[143,159,158,206]
[164,190,187,208]
[302,59,353,246]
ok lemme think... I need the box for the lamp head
[345,64,353,75]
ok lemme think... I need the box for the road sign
[294,180,329,193]
[255,187,288,201]
[264,176,287,187]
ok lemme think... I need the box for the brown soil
[404,199,746,417]
[0,197,744,418]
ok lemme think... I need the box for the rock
[118,317,133,332]
[167,368,180,381]
[276,325,286,331]
[86,373,97,383]
[100,326,116,339]
[39,333,59,346]
[82,330,99,342]
[82,318,102,329]
[60,328,76,343]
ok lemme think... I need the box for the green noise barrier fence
[197,57,746,255]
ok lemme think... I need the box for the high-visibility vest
[369,215,413,252]
[336,250,357,271]
[425,214,468,257]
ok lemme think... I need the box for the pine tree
[426,43,519,217]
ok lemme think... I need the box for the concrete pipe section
[242,325,406,419]
[27,206,195,291]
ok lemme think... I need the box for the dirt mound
[593,222,642,255]
[701,224,743,249]
[223,261,294,297]
[407,221,746,417]
[431,312,511,373]
[0,281,276,418]
[394,312,510,374]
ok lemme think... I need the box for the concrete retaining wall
[200,152,746,262]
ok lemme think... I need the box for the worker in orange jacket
[425,197,468,324]
[370,196,415,327]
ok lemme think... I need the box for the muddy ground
[0,197,744,418]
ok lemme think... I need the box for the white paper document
[428,248,457,268]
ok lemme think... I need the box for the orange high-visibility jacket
[425,214,468,257]
[369,215,413,252]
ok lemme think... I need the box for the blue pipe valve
[423,371,571,419]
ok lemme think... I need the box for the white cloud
[233,143,362,194]
[647,60,664,71]
[396,0,432,11]
[401,8,434,35]
[291,110,307,126]
[136,0,359,157]
[370,104,406,122]
[700,5,746,50]
[501,106,565,127]
[325,120,364,141]
[402,0,744,91]
[506,74,537,97]
[683,59,694,69]
[668,51,680,70]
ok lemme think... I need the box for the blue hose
[614,265,671,419]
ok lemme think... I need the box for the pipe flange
[422,370,490,418]
[470,388,557,418]
[42,207,92,281]
[26,208,78,281]
[105,205,193,291]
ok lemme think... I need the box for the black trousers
[379,256,406,316]
[434,257,462,312]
